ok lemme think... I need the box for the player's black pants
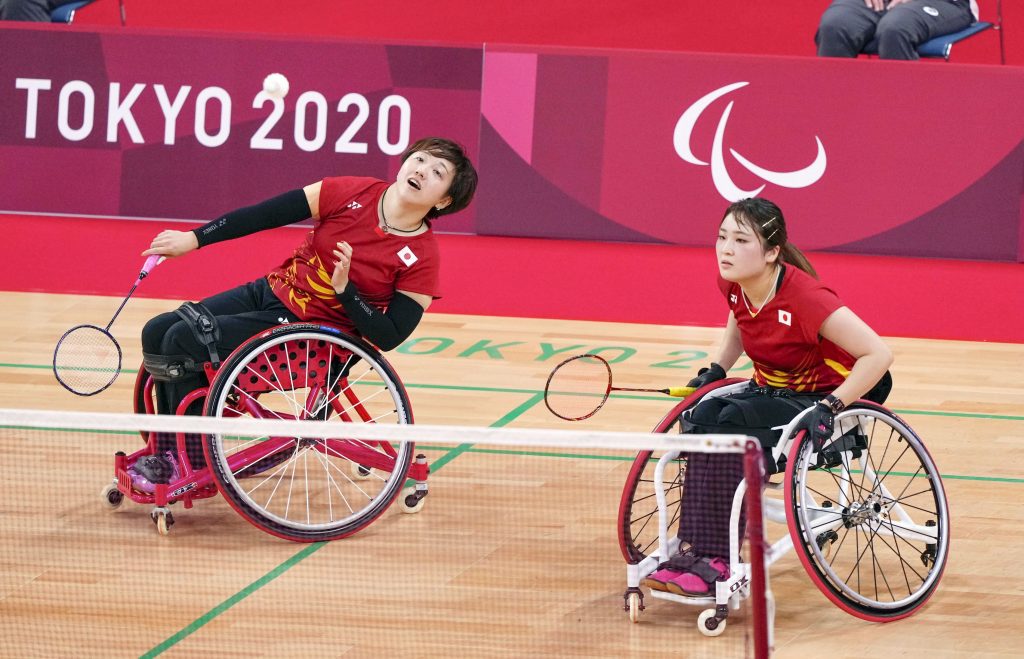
[816,0,973,60]
[140,277,297,467]
[676,392,818,559]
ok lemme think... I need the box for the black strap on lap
[174,302,221,368]
[142,352,204,382]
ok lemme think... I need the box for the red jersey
[719,267,854,392]
[267,176,440,334]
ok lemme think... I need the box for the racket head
[543,353,613,421]
[52,324,123,396]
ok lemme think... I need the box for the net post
[742,438,771,658]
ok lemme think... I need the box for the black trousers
[141,277,297,466]
[816,0,974,60]
[676,393,817,559]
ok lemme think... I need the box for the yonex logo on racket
[673,82,827,202]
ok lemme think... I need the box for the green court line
[140,543,324,658]
[425,392,544,473]
[3,360,1022,422]
[140,391,547,657]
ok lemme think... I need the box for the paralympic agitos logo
[674,82,826,202]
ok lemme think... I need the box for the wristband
[822,393,845,414]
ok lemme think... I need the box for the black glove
[797,402,835,452]
[686,362,727,389]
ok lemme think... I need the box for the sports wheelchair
[619,379,950,637]
[101,323,429,541]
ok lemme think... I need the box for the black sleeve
[193,189,312,248]
[335,285,425,351]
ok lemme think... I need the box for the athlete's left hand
[796,402,835,452]
[331,241,352,293]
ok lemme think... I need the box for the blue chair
[863,0,1004,64]
[51,0,126,25]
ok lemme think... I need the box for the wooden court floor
[1,291,1022,657]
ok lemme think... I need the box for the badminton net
[0,408,770,658]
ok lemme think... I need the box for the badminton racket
[53,254,165,396]
[543,353,695,421]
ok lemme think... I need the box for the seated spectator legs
[816,0,883,58]
[0,0,80,22]
[817,0,977,60]
[876,1,974,60]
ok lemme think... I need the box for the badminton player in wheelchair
[643,197,893,597]
[128,137,477,491]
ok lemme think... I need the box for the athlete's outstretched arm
[142,186,315,258]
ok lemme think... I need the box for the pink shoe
[664,557,729,596]
[127,452,180,493]
[642,568,680,592]
[642,548,700,592]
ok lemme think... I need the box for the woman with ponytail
[643,197,893,597]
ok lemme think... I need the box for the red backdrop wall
[73,0,1017,67]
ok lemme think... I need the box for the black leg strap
[174,302,222,367]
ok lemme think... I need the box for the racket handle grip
[139,254,166,279]
[667,386,695,398]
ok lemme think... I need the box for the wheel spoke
[205,330,413,540]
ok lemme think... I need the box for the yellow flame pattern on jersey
[269,253,343,316]
[754,354,851,392]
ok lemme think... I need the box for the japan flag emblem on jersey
[778,310,792,326]
[397,246,418,266]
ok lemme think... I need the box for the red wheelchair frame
[103,323,430,541]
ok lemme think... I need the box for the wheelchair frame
[620,380,950,643]
[102,323,430,541]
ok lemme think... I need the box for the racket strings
[543,355,612,421]
[53,325,122,395]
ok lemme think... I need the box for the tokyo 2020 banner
[477,46,1024,261]
[0,25,483,233]
[2,26,1023,260]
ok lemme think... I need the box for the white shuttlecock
[263,73,290,99]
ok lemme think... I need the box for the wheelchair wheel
[617,380,746,564]
[784,402,950,621]
[203,324,415,542]
[617,398,694,564]
[618,446,687,564]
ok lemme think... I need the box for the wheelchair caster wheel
[626,591,643,623]
[816,529,839,560]
[101,481,123,509]
[697,609,726,637]
[400,488,427,514]
[350,463,372,480]
[921,519,937,567]
[151,508,174,535]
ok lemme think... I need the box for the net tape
[0,409,751,454]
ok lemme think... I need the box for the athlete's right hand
[686,363,727,389]
[143,230,199,257]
